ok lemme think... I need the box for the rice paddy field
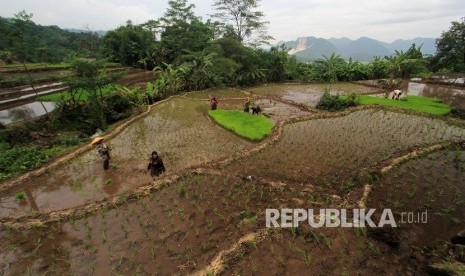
[1,83,465,275]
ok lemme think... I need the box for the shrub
[0,142,64,180]
[15,192,25,201]
[102,92,133,123]
[59,133,81,147]
[316,90,359,111]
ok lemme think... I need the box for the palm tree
[314,53,345,84]
[385,50,406,80]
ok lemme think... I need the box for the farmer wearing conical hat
[91,137,111,170]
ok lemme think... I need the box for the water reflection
[430,77,465,84]
[408,82,465,107]
[0,101,57,125]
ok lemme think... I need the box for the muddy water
[0,101,57,125]
[183,87,248,99]
[356,79,465,107]
[225,109,465,188]
[408,82,465,107]
[282,90,321,106]
[249,83,381,96]
[254,98,311,122]
[0,173,301,275]
[369,150,465,247]
[0,97,252,218]
[249,83,381,107]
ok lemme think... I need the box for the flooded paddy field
[408,82,465,107]
[0,97,252,218]
[248,83,381,107]
[1,83,465,275]
[369,149,465,247]
[0,173,301,275]
[224,109,465,192]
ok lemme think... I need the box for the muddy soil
[2,83,465,275]
[224,109,465,193]
[254,99,311,122]
[369,149,465,248]
[0,173,303,275]
[0,97,252,218]
[224,227,415,275]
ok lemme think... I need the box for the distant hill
[287,37,339,60]
[0,16,102,63]
[388,37,436,55]
[280,36,437,62]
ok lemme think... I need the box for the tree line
[1,1,464,92]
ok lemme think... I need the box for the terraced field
[1,83,465,275]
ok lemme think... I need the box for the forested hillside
[0,15,100,63]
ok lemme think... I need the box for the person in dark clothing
[251,106,261,115]
[243,97,250,112]
[210,97,218,110]
[94,138,111,170]
[146,151,166,177]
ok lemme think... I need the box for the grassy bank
[358,95,451,115]
[208,110,274,141]
[38,85,117,102]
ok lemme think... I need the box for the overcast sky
[1,0,464,43]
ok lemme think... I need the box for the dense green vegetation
[208,110,274,141]
[0,13,100,63]
[0,142,67,180]
[316,91,359,111]
[0,2,463,181]
[38,85,116,102]
[431,17,465,72]
[0,59,146,180]
[2,3,464,93]
[358,95,451,115]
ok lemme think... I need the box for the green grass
[38,85,116,102]
[208,110,274,141]
[358,95,451,115]
[0,142,66,181]
[0,63,71,72]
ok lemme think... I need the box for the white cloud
[1,0,464,42]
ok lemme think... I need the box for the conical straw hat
[91,137,104,145]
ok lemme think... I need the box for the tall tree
[433,17,465,72]
[160,0,213,63]
[65,59,117,130]
[12,10,49,118]
[102,20,155,67]
[211,0,273,46]
[385,45,426,80]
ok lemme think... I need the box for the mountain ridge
[279,36,436,61]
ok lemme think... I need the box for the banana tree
[152,63,189,97]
